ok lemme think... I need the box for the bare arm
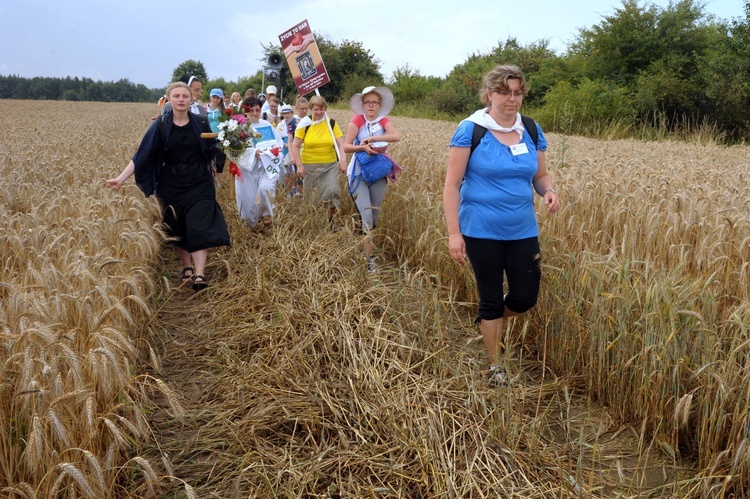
[362,120,401,146]
[106,160,135,190]
[344,120,402,153]
[343,124,360,153]
[531,151,560,213]
[336,136,347,172]
[443,146,470,265]
[292,137,304,176]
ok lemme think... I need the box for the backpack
[288,116,298,137]
[470,114,538,155]
[158,113,171,153]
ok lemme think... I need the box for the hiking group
[107,65,561,386]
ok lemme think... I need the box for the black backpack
[470,114,538,154]
[157,111,210,147]
[300,118,335,139]
[299,118,338,160]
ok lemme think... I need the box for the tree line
[0,75,162,103]
[2,0,748,140]
[385,0,749,141]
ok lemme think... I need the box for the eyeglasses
[363,100,381,106]
[495,90,525,99]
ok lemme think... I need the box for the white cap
[266,85,277,94]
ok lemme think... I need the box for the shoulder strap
[159,113,170,150]
[302,118,335,139]
[520,114,538,147]
[470,115,538,155]
[470,123,486,155]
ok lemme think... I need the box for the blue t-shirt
[449,120,548,240]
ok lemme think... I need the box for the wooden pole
[314,88,341,161]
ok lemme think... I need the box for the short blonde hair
[167,81,190,97]
[309,95,327,109]
[479,65,527,105]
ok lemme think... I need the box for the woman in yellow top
[291,95,347,224]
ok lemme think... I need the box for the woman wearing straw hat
[343,85,401,273]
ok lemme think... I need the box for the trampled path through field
[143,246,696,497]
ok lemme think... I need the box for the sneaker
[367,256,377,273]
[488,366,508,388]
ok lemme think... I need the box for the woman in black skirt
[107,81,230,290]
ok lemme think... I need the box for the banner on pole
[278,20,330,96]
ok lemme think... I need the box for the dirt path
[144,262,234,495]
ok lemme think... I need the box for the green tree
[427,52,490,116]
[236,73,265,99]
[537,77,633,134]
[171,60,208,85]
[695,1,750,137]
[566,0,727,132]
[488,38,558,107]
[570,0,662,86]
[204,76,232,99]
[322,38,383,100]
[388,64,443,106]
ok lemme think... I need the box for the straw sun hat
[349,86,395,116]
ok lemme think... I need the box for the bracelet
[544,188,556,195]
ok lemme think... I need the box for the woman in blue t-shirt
[443,65,561,387]
[206,88,227,187]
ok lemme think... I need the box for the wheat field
[1,100,750,497]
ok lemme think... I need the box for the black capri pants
[464,235,541,321]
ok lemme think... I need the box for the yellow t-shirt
[295,119,342,164]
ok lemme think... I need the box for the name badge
[510,143,529,156]
[367,123,382,134]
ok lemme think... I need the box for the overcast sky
[0,0,743,89]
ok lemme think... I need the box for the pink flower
[232,114,247,125]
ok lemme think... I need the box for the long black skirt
[156,162,230,253]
